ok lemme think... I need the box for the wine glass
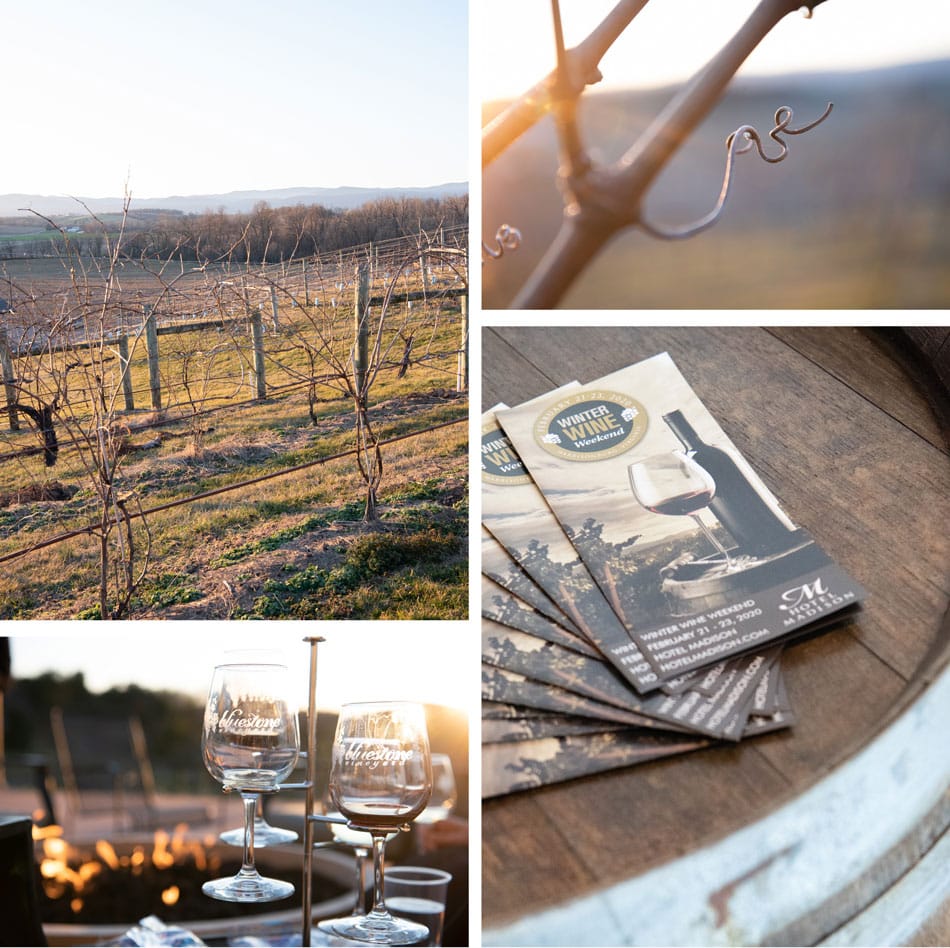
[323,792,397,917]
[319,701,432,945]
[219,794,298,848]
[628,452,736,568]
[415,753,457,825]
[201,651,300,902]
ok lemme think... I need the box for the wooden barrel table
[481,326,950,946]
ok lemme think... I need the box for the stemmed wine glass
[323,791,397,917]
[219,795,298,848]
[628,452,736,568]
[415,753,457,825]
[201,650,300,902]
[318,701,432,945]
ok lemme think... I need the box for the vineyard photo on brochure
[481,350,866,796]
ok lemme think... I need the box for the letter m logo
[779,578,828,611]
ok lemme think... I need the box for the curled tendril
[639,102,833,240]
[482,224,523,262]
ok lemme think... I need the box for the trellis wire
[0,414,466,567]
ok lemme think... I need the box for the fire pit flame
[32,822,224,918]
[96,839,120,871]
[152,830,175,870]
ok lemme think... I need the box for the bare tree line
[1,194,468,264]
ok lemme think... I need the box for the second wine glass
[219,794,298,848]
[201,651,299,902]
[415,753,457,825]
[319,701,432,945]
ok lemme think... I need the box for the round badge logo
[534,390,648,461]
[481,423,531,485]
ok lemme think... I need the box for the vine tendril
[483,224,523,262]
[638,102,833,241]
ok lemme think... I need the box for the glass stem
[366,830,391,922]
[689,513,734,566]
[240,792,259,876]
[353,846,368,915]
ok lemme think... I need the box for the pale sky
[6,1,468,199]
[479,0,950,102]
[6,623,475,712]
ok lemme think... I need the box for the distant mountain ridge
[0,181,468,218]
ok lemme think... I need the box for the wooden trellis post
[421,247,430,294]
[144,304,161,411]
[0,329,19,431]
[457,295,469,393]
[353,263,370,397]
[302,259,310,306]
[270,285,280,330]
[251,306,267,400]
[115,334,135,412]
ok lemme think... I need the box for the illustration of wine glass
[201,651,299,902]
[318,701,432,945]
[628,452,735,567]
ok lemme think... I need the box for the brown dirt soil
[0,480,78,508]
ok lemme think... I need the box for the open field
[0,235,469,620]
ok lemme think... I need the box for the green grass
[135,572,204,609]
[243,522,466,620]
[210,499,367,568]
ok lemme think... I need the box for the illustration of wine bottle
[662,410,798,556]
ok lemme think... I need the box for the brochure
[482,618,780,741]
[482,715,628,744]
[495,353,867,682]
[481,526,582,634]
[481,575,599,657]
[482,404,661,693]
[483,730,711,798]
[481,663,654,727]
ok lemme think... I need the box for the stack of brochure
[482,353,866,797]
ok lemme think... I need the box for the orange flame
[152,830,175,870]
[95,839,120,871]
[35,820,214,916]
[32,823,64,841]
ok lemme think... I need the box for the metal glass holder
[214,636,418,945]
[300,635,324,947]
[269,636,329,946]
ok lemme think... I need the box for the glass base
[202,872,295,903]
[220,821,298,847]
[318,913,429,946]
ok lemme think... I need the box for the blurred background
[481,0,950,309]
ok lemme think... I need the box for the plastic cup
[384,866,452,946]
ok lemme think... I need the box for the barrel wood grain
[481,326,950,939]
